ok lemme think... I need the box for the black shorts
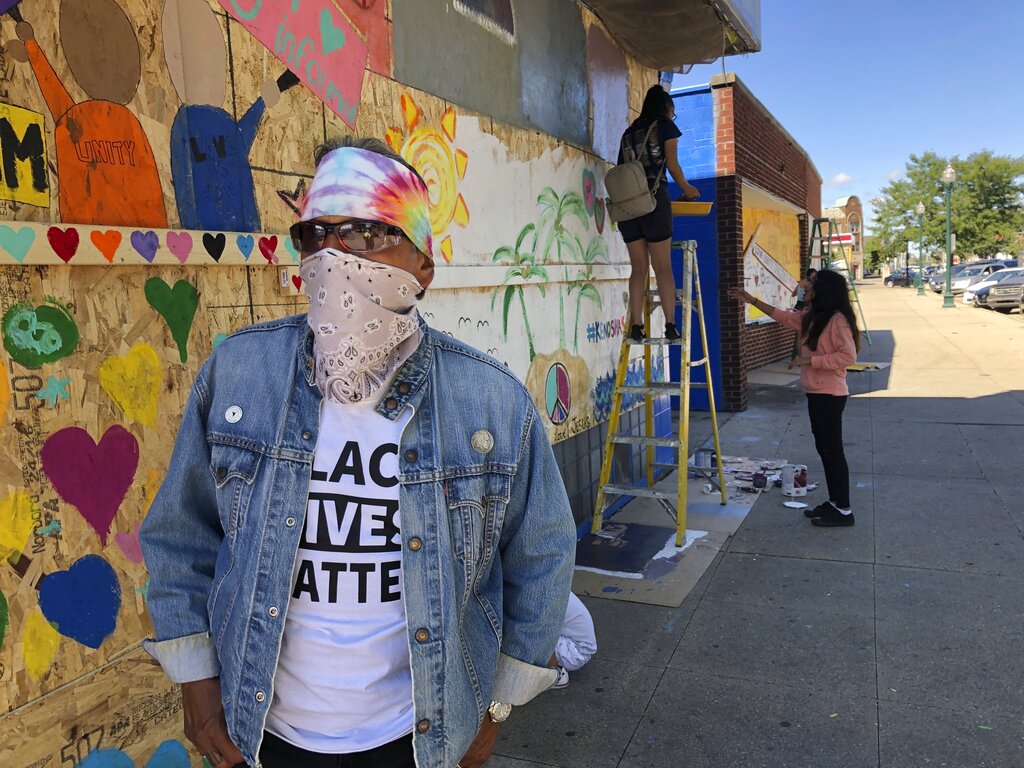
[619,186,672,245]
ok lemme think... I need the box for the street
[491,281,1024,768]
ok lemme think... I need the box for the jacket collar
[296,314,433,421]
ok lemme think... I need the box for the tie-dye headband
[301,147,433,256]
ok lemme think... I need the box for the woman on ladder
[618,84,701,343]
[731,270,861,527]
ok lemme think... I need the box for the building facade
[822,195,865,278]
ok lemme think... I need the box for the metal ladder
[808,217,871,346]
[591,240,727,547]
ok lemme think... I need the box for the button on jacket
[140,315,576,767]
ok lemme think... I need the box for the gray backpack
[605,121,664,223]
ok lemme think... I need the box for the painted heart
[115,522,144,564]
[145,277,200,363]
[582,169,597,214]
[1,300,80,368]
[47,226,79,263]
[80,739,190,768]
[0,224,37,263]
[258,235,278,264]
[319,8,347,53]
[98,342,161,427]
[202,232,226,262]
[166,232,193,264]
[131,230,159,263]
[90,229,123,263]
[291,274,302,291]
[41,425,139,545]
[283,236,299,263]
[0,492,36,560]
[236,234,254,261]
[594,198,606,235]
[38,554,121,649]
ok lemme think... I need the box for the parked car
[885,270,919,287]
[964,267,1024,305]
[986,275,1024,312]
[929,260,1015,293]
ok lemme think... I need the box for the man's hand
[181,678,245,768]
[457,714,501,768]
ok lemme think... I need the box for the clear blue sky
[672,0,1024,233]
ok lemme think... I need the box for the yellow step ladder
[591,239,727,547]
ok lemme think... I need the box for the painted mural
[0,0,656,763]
[741,206,800,323]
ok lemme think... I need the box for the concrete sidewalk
[490,282,1024,768]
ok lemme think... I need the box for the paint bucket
[781,464,808,497]
[693,448,715,469]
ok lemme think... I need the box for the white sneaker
[551,666,569,689]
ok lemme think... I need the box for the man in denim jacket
[141,136,576,768]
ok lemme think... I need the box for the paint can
[781,464,808,497]
[693,448,715,470]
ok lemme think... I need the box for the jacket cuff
[142,631,221,683]
[490,652,557,705]
[810,354,823,369]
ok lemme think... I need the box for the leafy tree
[565,236,608,352]
[872,151,1024,260]
[491,223,548,361]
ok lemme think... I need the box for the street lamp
[915,201,926,295]
[942,164,956,308]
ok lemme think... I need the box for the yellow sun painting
[386,93,470,263]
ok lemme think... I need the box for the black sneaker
[629,324,645,342]
[811,505,855,527]
[805,501,835,519]
[664,322,681,341]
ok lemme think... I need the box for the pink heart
[115,522,144,564]
[41,426,139,545]
[166,231,193,264]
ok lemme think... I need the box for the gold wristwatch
[488,700,512,722]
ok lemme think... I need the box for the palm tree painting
[537,187,588,347]
[491,223,549,361]
[565,235,608,352]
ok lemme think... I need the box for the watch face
[488,702,512,722]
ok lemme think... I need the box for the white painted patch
[652,529,708,559]
[574,566,644,580]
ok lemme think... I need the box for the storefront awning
[582,0,761,69]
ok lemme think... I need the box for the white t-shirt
[554,593,597,672]
[266,399,414,753]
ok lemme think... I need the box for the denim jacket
[140,315,576,767]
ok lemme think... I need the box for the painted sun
[386,93,469,263]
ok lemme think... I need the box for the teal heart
[0,224,37,263]
[283,237,299,262]
[79,739,189,768]
[145,278,199,363]
[320,8,346,54]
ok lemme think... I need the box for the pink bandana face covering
[300,248,423,404]
[301,147,433,257]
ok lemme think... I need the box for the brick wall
[711,75,822,410]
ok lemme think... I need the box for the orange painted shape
[0,366,9,424]
[385,128,404,152]
[439,236,453,263]
[400,94,421,132]
[90,229,123,262]
[455,149,469,180]
[452,194,469,227]
[441,107,457,141]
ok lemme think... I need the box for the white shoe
[551,666,569,689]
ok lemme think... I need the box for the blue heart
[38,554,121,649]
[320,8,346,53]
[79,740,189,768]
[0,224,37,263]
[283,237,299,262]
[236,234,254,261]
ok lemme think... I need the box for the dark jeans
[247,732,415,768]
[806,393,850,509]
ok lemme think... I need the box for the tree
[872,151,1024,260]
[491,223,548,361]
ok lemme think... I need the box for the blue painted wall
[666,87,723,412]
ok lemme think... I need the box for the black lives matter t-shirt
[266,400,414,752]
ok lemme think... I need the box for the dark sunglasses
[290,219,406,254]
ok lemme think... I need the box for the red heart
[291,274,302,291]
[90,229,122,263]
[259,236,279,264]
[47,226,80,263]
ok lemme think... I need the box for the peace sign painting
[218,0,368,127]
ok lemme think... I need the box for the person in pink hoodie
[731,269,861,527]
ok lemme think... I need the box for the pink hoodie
[771,309,858,396]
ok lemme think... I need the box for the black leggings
[254,732,415,768]
[806,394,850,509]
